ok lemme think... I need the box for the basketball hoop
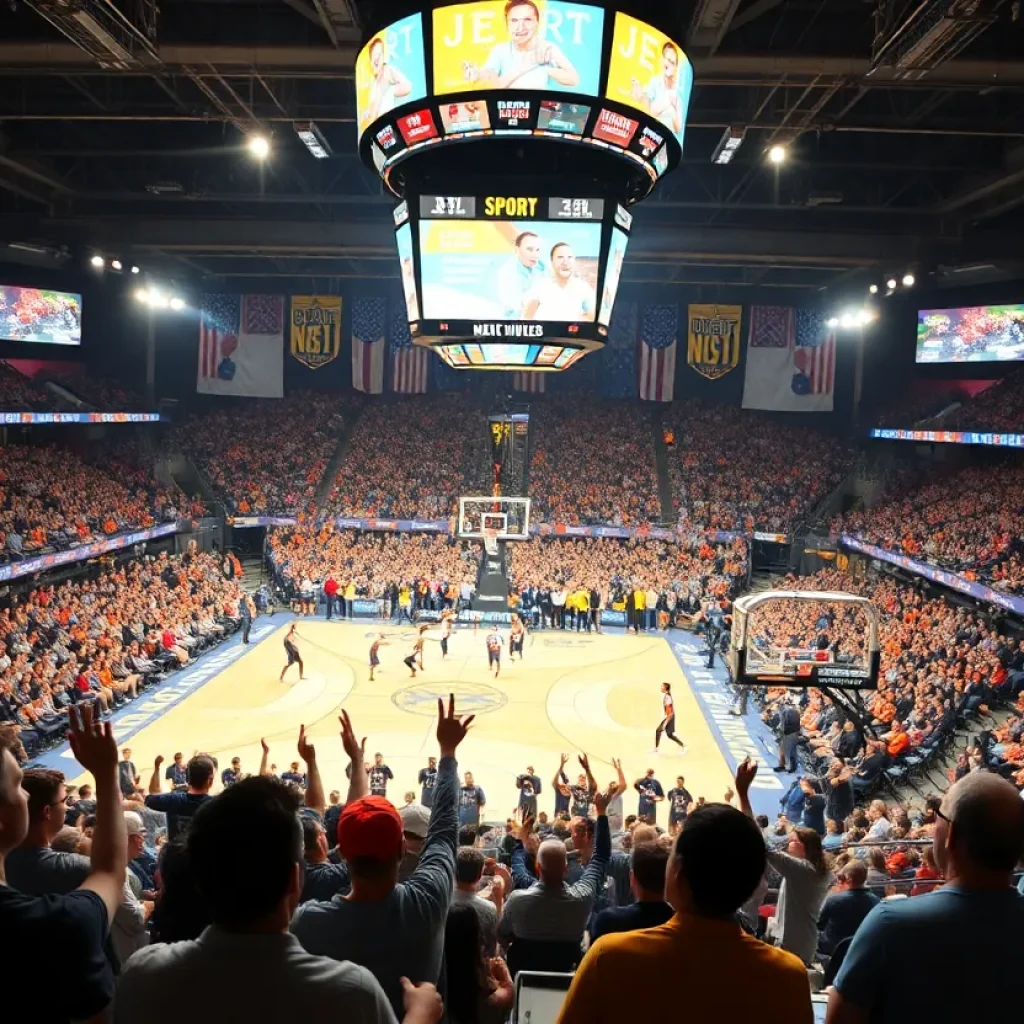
[483,528,500,557]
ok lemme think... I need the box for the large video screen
[917,304,1024,363]
[605,12,692,148]
[419,218,600,321]
[355,13,428,139]
[432,1,605,97]
[396,223,421,322]
[598,226,628,326]
[0,285,82,345]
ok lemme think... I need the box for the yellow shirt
[634,589,646,610]
[557,914,811,1024]
[345,583,356,599]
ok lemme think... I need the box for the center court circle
[391,680,508,717]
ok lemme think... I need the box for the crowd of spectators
[664,402,854,534]
[507,535,747,614]
[948,368,1024,433]
[43,368,150,412]
[268,525,480,609]
[527,399,662,527]
[834,459,1024,587]
[0,548,244,756]
[0,442,187,564]
[0,361,48,410]
[324,395,486,521]
[173,393,352,516]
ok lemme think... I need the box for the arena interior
[2,1,1024,1021]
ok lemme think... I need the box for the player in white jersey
[485,629,503,678]
[654,681,686,753]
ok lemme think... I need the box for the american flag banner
[599,300,638,398]
[511,371,545,393]
[197,294,284,398]
[638,304,678,402]
[742,306,836,412]
[389,302,429,394]
[351,297,386,394]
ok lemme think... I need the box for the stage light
[768,145,787,165]
[886,278,898,290]
[130,265,140,274]
[712,126,746,165]
[826,317,839,328]
[839,313,856,329]
[902,273,915,287]
[111,259,122,271]
[857,309,876,326]
[295,121,332,159]
[169,297,186,311]
[248,134,270,160]
[134,288,149,303]
[90,255,104,268]
[869,284,879,294]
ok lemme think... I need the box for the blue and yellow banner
[290,295,342,370]
[686,303,743,380]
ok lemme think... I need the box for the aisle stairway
[651,410,676,525]
[313,405,362,509]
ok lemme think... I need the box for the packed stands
[0,548,243,755]
[43,367,150,411]
[268,524,480,602]
[527,398,662,526]
[324,394,486,520]
[0,442,186,563]
[0,361,48,410]
[948,368,1024,432]
[173,392,351,515]
[664,401,854,534]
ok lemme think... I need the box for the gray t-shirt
[114,928,398,1024]
[766,848,832,965]
[291,756,459,1018]
[452,888,499,956]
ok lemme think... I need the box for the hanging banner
[290,295,342,370]
[686,303,743,380]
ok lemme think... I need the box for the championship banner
[290,296,342,370]
[686,303,742,380]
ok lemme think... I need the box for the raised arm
[578,753,598,797]
[259,737,269,777]
[148,754,164,795]
[569,788,611,900]
[553,754,570,796]
[610,757,626,799]
[298,724,325,817]
[340,710,368,804]
[69,705,127,927]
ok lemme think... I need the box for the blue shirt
[835,886,1024,1021]
[636,778,663,820]
[816,887,879,954]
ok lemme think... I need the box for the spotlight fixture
[827,317,840,328]
[294,121,332,159]
[130,265,140,274]
[169,297,186,311]
[90,255,104,268]
[111,259,123,271]
[247,134,270,160]
[839,313,856,329]
[768,144,787,165]
[886,278,898,290]
[902,273,915,287]
[869,284,879,295]
[134,288,149,303]
[711,125,746,165]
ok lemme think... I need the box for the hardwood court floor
[98,620,736,826]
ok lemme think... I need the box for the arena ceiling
[1,0,1024,297]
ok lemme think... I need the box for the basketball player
[555,752,598,818]
[404,632,426,678]
[279,624,304,682]
[667,775,693,831]
[369,634,388,682]
[485,626,503,678]
[440,611,454,659]
[509,614,525,661]
[653,681,686,754]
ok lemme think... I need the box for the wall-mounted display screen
[440,99,492,134]
[355,13,428,139]
[537,100,590,134]
[432,1,605,96]
[419,218,600,322]
[396,223,420,322]
[916,304,1024,363]
[0,286,82,345]
[598,226,628,326]
[605,12,692,148]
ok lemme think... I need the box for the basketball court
[68,619,737,825]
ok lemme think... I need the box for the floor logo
[391,680,507,717]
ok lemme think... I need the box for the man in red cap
[292,695,473,1019]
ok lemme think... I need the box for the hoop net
[483,528,500,557]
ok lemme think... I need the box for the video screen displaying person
[598,227,628,326]
[418,219,601,322]
[355,13,427,136]
[433,1,604,96]
[395,223,421,322]
[522,242,596,322]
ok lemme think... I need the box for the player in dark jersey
[667,775,693,832]
[440,612,454,659]
[279,624,304,682]
[555,752,598,818]
[654,681,686,753]
[369,634,388,682]
[509,615,526,661]
[485,628,503,678]
[403,634,425,677]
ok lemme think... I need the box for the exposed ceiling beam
[0,139,75,196]
[279,0,325,29]
[0,174,50,205]
[727,0,784,34]
[935,142,1024,221]
[688,1,742,57]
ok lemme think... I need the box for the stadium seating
[0,361,48,410]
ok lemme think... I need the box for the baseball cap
[336,796,403,860]
[124,811,145,836]
[400,802,431,839]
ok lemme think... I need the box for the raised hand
[436,693,474,757]
[400,978,442,1024]
[260,737,269,754]
[339,710,365,764]
[298,724,315,763]
[153,754,164,768]
[593,786,612,816]
[518,814,535,843]
[735,757,758,797]
[559,752,568,769]
[67,704,117,777]
[578,753,591,773]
